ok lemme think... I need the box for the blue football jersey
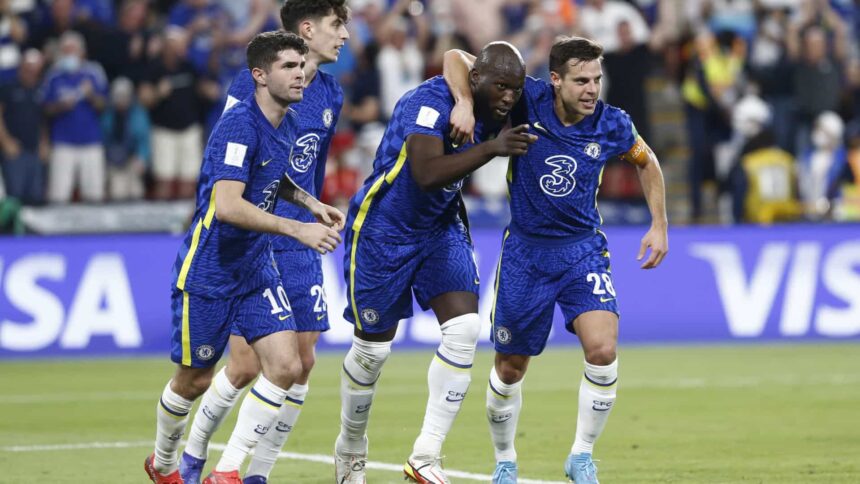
[226,68,344,251]
[348,76,496,242]
[172,98,298,297]
[508,77,637,239]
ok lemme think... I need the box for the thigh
[170,290,234,368]
[275,249,329,332]
[79,145,105,202]
[179,124,203,182]
[413,224,480,311]
[557,238,620,334]
[343,231,420,332]
[233,277,298,344]
[151,128,177,180]
[491,233,558,356]
[48,145,75,203]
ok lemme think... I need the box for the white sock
[486,366,523,463]
[412,313,480,459]
[215,375,288,472]
[336,337,392,456]
[571,359,618,455]
[245,383,309,478]
[184,367,243,460]
[153,380,194,473]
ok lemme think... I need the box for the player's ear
[469,68,479,90]
[251,67,267,87]
[549,70,561,88]
[300,19,314,39]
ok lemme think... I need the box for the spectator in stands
[139,26,219,200]
[0,48,47,205]
[0,0,26,85]
[89,0,152,83]
[728,94,802,224]
[579,0,651,55]
[42,30,108,204]
[604,19,653,141]
[376,0,427,118]
[748,7,795,152]
[27,0,77,49]
[787,11,849,156]
[167,0,229,74]
[798,111,850,220]
[102,76,150,201]
[682,29,745,221]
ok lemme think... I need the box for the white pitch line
[0,440,568,484]
[4,373,860,405]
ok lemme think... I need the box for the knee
[441,313,481,353]
[495,361,526,385]
[225,362,260,389]
[173,370,213,399]
[266,357,302,389]
[584,344,617,366]
[299,352,316,381]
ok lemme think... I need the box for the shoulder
[598,102,634,131]
[403,76,453,112]
[213,101,259,141]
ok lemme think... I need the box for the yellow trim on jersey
[349,143,412,330]
[433,355,471,373]
[385,144,408,184]
[595,165,605,226]
[181,291,191,366]
[177,188,217,290]
[349,174,387,331]
[490,230,511,325]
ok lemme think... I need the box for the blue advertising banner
[1,224,858,359]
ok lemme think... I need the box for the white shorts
[151,124,203,182]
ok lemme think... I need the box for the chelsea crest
[323,108,334,128]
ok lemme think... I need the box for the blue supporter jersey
[348,76,496,242]
[226,68,343,251]
[40,62,109,144]
[508,77,637,239]
[171,97,298,297]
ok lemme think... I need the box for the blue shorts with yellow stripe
[490,228,619,356]
[171,265,296,368]
[343,222,479,333]
[230,248,328,336]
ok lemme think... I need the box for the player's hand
[309,201,346,232]
[449,99,475,147]
[637,225,668,269]
[295,222,342,255]
[490,124,538,156]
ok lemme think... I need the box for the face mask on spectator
[58,55,81,72]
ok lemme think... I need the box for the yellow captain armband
[620,136,653,167]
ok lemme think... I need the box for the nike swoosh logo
[600,297,615,303]
[445,396,465,402]
[473,278,480,285]
[316,313,326,321]
[262,158,273,166]
[278,313,292,321]
[533,122,548,133]
[491,415,512,423]
[592,406,611,412]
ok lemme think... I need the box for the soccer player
[143,31,344,484]
[334,42,537,484]
[177,2,349,483]
[442,37,668,484]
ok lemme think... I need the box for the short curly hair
[246,31,308,72]
[280,0,350,33]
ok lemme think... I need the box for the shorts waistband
[508,223,596,247]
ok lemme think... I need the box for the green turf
[1,344,859,483]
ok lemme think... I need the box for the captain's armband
[620,136,653,167]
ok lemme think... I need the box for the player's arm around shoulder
[620,135,669,269]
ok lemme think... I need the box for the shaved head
[473,41,525,78]
[470,41,526,123]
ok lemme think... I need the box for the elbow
[214,196,237,224]
[410,166,437,192]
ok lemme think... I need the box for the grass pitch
[1,344,858,483]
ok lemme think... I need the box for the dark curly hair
[280,0,350,33]
[246,31,308,72]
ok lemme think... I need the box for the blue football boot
[564,453,598,484]
[491,461,518,483]
[179,452,206,484]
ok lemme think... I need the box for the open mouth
[494,107,510,117]
[581,99,596,109]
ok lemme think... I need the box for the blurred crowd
[0,0,859,229]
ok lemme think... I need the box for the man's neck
[554,94,585,127]
[303,51,323,87]
[255,90,289,128]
